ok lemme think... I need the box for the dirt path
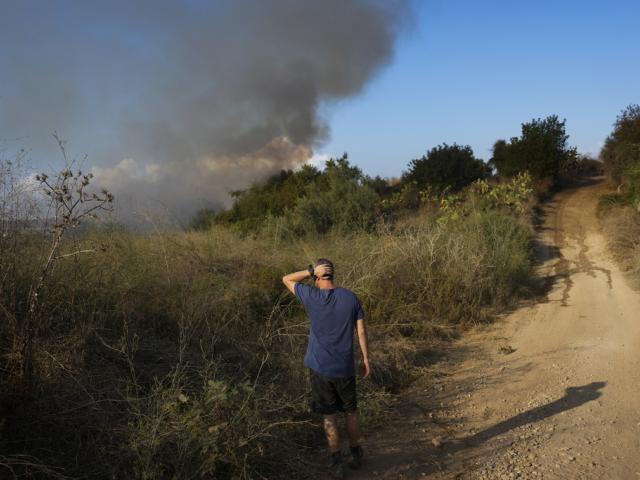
[353,178,640,479]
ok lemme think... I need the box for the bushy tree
[191,164,320,231]
[563,154,604,178]
[288,155,380,234]
[291,180,379,235]
[492,115,576,183]
[196,154,382,235]
[600,104,640,184]
[364,175,397,197]
[404,143,489,192]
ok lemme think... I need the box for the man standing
[283,259,371,479]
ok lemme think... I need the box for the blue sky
[323,0,640,178]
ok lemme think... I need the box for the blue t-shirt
[295,283,365,378]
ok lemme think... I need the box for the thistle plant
[21,134,114,385]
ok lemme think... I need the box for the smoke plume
[0,0,410,219]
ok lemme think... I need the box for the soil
[350,177,640,479]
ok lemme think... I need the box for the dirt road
[353,178,640,479]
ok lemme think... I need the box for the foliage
[600,202,640,286]
[626,164,640,210]
[0,125,542,479]
[1,182,535,479]
[202,145,492,236]
[380,181,423,213]
[600,105,640,207]
[491,115,577,183]
[597,106,640,303]
[471,173,534,213]
[275,155,380,235]
[404,143,489,192]
[196,155,383,236]
[193,164,321,232]
[438,173,534,225]
[562,154,604,178]
[127,373,309,479]
[289,184,379,235]
[601,104,640,182]
[364,175,398,197]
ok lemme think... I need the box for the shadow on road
[461,381,606,447]
[350,382,607,479]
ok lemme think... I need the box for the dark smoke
[0,0,410,218]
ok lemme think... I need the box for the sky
[323,0,640,178]
[1,0,639,215]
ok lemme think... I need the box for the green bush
[601,105,640,184]
[288,177,380,235]
[200,155,383,236]
[126,374,309,479]
[599,107,640,290]
[492,115,577,184]
[404,143,489,192]
[562,154,604,178]
[193,164,321,232]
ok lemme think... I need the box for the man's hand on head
[314,264,333,279]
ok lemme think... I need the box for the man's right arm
[282,264,333,294]
[356,318,371,378]
[282,269,310,294]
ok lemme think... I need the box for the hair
[314,258,334,280]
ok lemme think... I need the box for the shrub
[203,155,382,236]
[201,164,321,232]
[601,105,640,184]
[126,372,311,479]
[437,173,534,225]
[404,143,489,193]
[380,181,422,214]
[600,204,640,283]
[562,154,605,178]
[288,178,380,235]
[492,115,577,184]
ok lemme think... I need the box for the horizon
[1,0,638,213]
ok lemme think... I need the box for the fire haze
[0,0,410,219]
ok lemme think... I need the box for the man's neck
[317,280,336,290]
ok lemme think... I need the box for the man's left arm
[356,318,371,378]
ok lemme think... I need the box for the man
[282,259,371,479]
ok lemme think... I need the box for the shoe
[347,445,363,469]
[328,452,344,479]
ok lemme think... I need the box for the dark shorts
[309,369,357,415]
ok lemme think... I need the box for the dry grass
[599,201,640,286]
[1,190,534,478]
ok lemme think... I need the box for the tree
[288,154,380,234]
[404,143,489,192]
[195,153,382,235]
[202,164,321,232]
[600,104,640,184]
[491,116,576,183]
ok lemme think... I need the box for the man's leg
[323,414,344,478]
[344,409,363,468]
[344,410,360,447]
[323,414,341,452]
